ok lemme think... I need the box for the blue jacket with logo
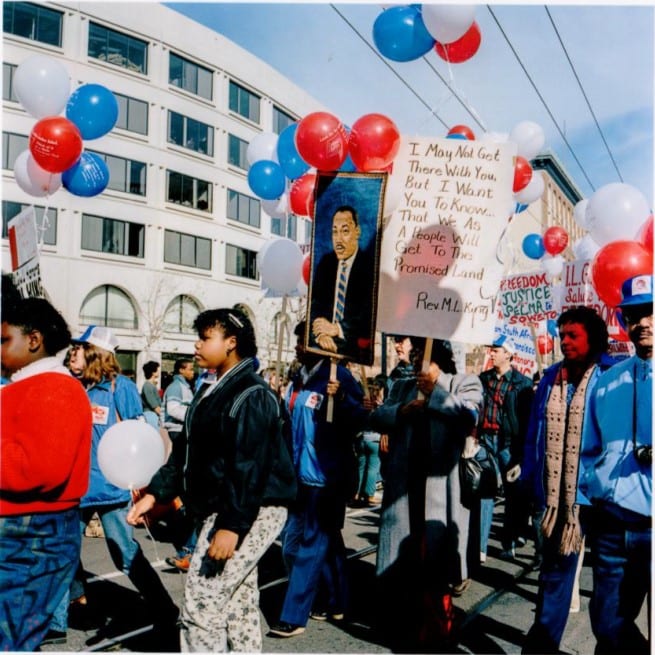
[82,374,144,508]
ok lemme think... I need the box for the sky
[165,2,654,208]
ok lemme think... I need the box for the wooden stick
[274,295,288,395]
[359,364,369,397]
[326,359,337,423]
[529,324,543,376]
[418,338,433,400]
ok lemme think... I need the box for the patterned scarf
[541,364,595,556]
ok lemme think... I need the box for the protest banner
[7,206,47,298]
[487,324,539,378]
[498,270,557,326]
[377,136,516,344]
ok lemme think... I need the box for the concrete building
[2,1,321,382]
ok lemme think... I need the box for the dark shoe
[310,610,345,622]
[268,622,305,637]
[40,630,67,646]
[530,555,543,571]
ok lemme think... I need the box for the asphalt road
[40,501,648,653]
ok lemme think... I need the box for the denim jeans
[588,507,651,655]
[0,507,81,650]
[51,502,176,631]
[356,433,381,499]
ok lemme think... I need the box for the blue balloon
[372,6,435,63]
[522,233,545,260]
[247,160,285,200]
[62,152,110,197]
[276,124,309,181]
[515,202,529,213]
[66,84,119,140]
[547,319,559,338]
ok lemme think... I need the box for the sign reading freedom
[377,136,516,344]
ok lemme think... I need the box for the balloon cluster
[247,111,400,220]
[569,183,652,307]
[373,5,481,64]
[13,55,118,199]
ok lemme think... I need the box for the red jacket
[1,368,92,516]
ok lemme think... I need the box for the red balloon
[289,173,316,217]
[435,21,481,64]
[543,226,569,256]
[348,113,401,172]
[637,214,653,254]
[295,112,348,171]
[513,156,533,193]
[301,253,311,285]
[29,117,83,173]
[536,334,554,355]
[448,124,475,140]
[591,240,653,307]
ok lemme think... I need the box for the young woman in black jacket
[128,308,296,652]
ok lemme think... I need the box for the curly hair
[557,306,609,359]
[193,307,257,359]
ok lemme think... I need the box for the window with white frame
[168,111,214,156]
[88,22,147,74]
[163,295,201,333]
[2,132,27,170]
[80,284,138,329]
[3,63,19,102]
[86,150,146,196]
[225,244,258,280]
[81,213,144,258]
[164,230,212,270]
[169,53,212,100]
[229,81,260,123]
[227,134,248,170]
[227,189,260,228]
[114,92,148,135]
[2,201,57,245]
[3,2,62,46]
[166,170,212,212]
[273,106,296,135]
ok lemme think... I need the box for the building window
[229,81,260,124]
[114,92,148,135]
[169,53,212,100]
[81,213,144,258]
[304,219,312,245]
[2,201,57,245]
[88,22,147,74]
[227,189,260,228]
[273,106,295,135]
[163,294,201,333]
[287,214,298,241]
[3,63,19,102]
[80,284,138,329]
[226,244,257,280]
[228,134,248,170]
[164,230,211,270]
[87,150,146,196]
[2,132,28,170]
[166,170,212,212]
[271,215,299,241]
[3,2,63,46]
[167,111,214,156]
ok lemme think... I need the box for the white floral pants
[181,506,287,652]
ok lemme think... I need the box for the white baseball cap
[72,325,119,353]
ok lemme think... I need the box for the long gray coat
[371,371,483,588]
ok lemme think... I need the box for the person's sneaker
[498,546,516,561]
[165,553,191,571]
[268,622,305,637]
[451,578,471,597]
[516,536,527,548]
[40,629,67,646]
[480,551,487,564]
[310,610,344,622]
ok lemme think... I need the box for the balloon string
[129,492,163,566]
[37,195,51,251]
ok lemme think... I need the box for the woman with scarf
[520,306,612,654]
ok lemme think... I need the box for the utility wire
[544,6,624,182]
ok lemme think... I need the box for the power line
[544,5,624,182]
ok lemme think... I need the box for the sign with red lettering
[498,271,557,325]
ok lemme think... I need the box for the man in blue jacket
[580,274,652,655]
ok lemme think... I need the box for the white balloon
[421,4,476,44]
[509,121,545,161]
[572,234,600,261]
[541,254,564,282]
[259,237,303,294]
[514,171,545,205]
[13,150,62,197]
[97,420,165,490]
[246,132,279,166]
[13,54,70,119]
[586,183,650,247]
[573,199,589,230]
[262,194,288,219]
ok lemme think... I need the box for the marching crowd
[0,272,651,654]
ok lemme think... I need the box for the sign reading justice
[377,136,516,343]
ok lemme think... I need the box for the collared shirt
[481,368,513,433]
[331,248,358,322]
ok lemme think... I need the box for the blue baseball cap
[617,274,653,308]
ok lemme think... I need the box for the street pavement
[41,500,648,653]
